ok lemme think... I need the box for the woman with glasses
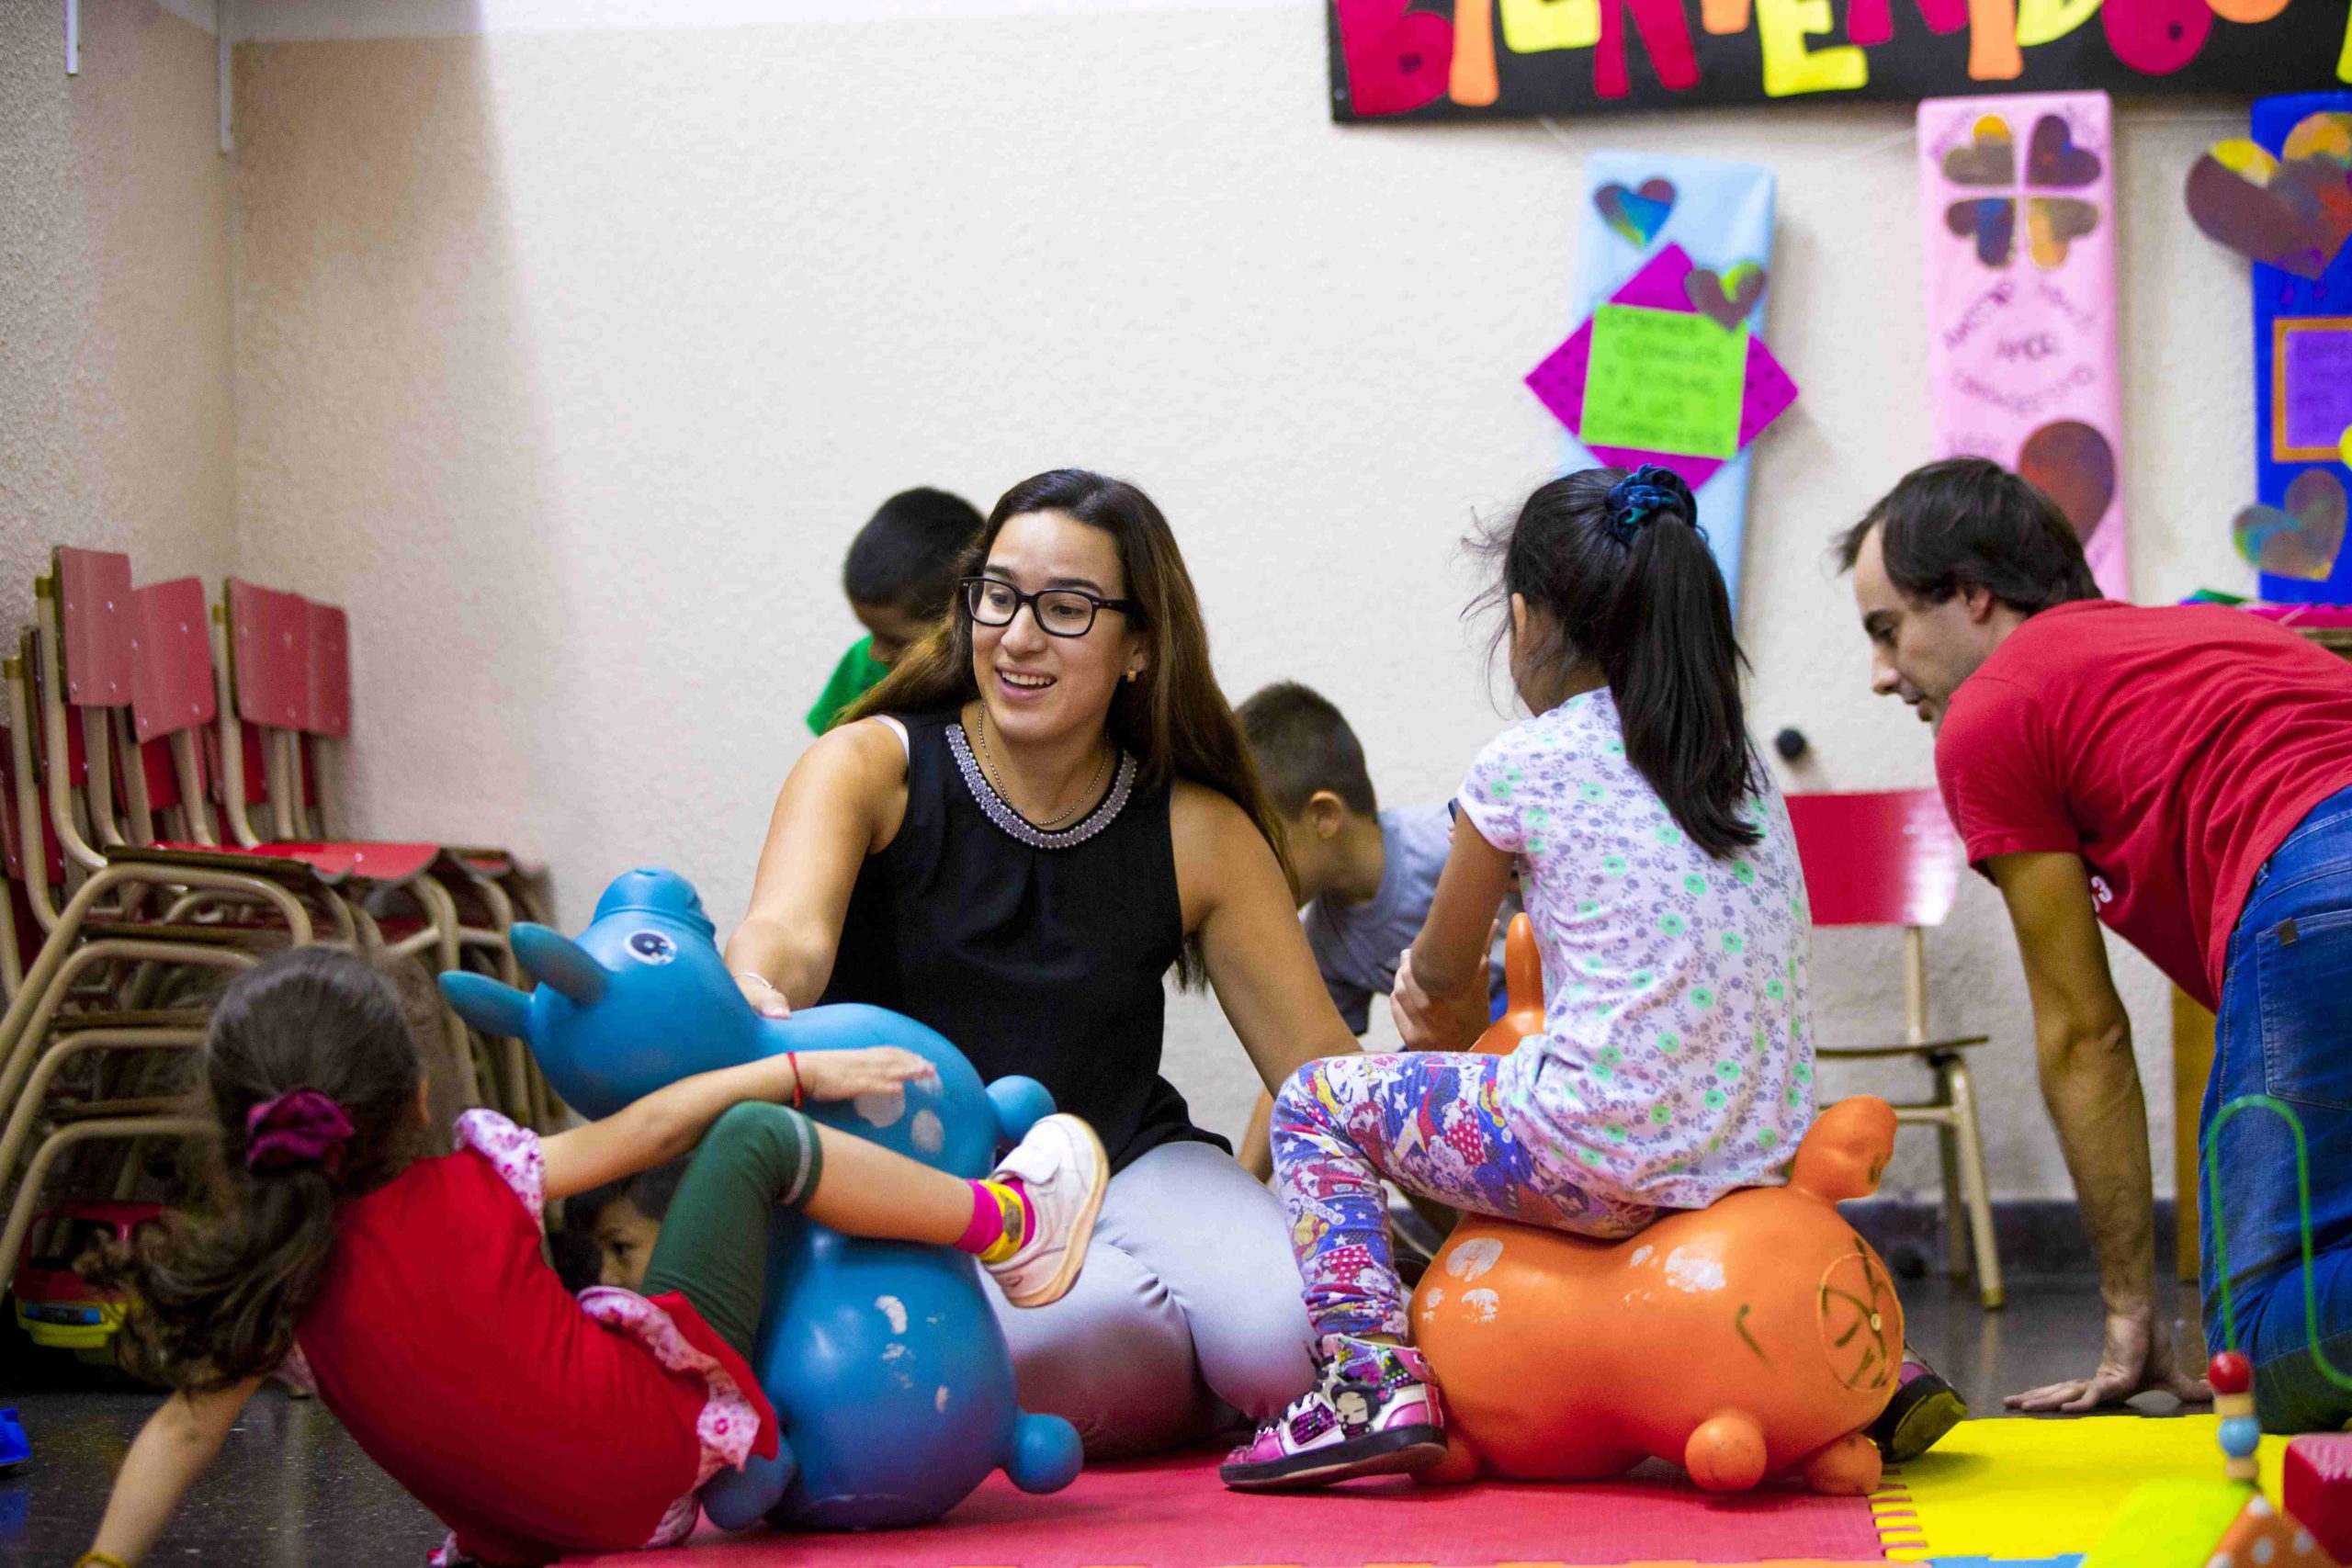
[721,468,1352,1458]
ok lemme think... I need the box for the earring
[1125,670,1140,683]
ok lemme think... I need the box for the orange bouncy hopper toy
[1408,917,1902,1496]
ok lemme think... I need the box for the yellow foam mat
[1869,1416,2291,1561]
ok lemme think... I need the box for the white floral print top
[1455,689,1814,1209]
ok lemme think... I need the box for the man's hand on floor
[2004,1306,2213,1413]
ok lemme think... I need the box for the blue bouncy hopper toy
[441,868,1080,1531]
[0,1407,27,1472]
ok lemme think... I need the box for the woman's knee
[991,1240,1214,1457]
[1192,1283,1317,1419]
[1108,1152,1317,1416]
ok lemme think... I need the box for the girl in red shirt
[79,947,1106,1567]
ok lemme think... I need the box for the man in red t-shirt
[1838,458,2352,1431]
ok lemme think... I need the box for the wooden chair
[209,580,549,1126]
[105,573,500,1112]
[0,570,303,1297]
[1789,787,2004,1310]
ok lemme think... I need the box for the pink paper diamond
[1524,243,1799,490]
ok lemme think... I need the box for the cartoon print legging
[1272,1052,1657,1340]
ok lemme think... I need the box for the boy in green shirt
[807,487,984,732]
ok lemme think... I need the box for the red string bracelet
[786,1052,804,1109]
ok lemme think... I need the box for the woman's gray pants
[980,1138,1318,1458]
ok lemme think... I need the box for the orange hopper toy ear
[1471,914,1546,1057]
[1788,1097,1898,1204]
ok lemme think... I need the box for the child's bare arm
[1395,818,1515,1049]
[89,1377,263,1565]
[1238,1089,1274,1180]
[541,1048,936,1202]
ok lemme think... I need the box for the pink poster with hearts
[1917,90,2127,599]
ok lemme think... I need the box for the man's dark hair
[1834,458,2100,615]
[1236,682,1377,818]
[842,488,984,620]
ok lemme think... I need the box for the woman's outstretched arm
[724,718,909,1015]
[1174,782,1362,1103]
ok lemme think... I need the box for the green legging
[637,1100,823,1359]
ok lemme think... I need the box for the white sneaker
[982,1113,1106,1308]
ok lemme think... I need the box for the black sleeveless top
[819,708,1223,1171]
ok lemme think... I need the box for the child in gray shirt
[1240,683,1509,1036]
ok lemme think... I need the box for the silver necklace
[974,706,1109,829]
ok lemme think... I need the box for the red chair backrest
[53,547,132,710]
[306,602,350,739]
[225,579,311,731]
[130,578,217,745]
[1786,788,1964,930]
[225,583,353,742]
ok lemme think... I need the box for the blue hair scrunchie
[1602,466,1702,546]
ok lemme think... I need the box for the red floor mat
[563,1450,1887,1567]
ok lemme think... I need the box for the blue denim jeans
[2202,782,2352,1430]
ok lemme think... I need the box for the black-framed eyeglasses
[960,576,1139,638]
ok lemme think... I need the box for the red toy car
[12,1201,162,1365]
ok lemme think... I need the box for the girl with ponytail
[1224,467,1814,1494]
[81,947,1107,1566]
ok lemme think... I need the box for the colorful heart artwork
[1684,264,1767,330]
[1942,111,2103,269]
[2234,468,2348,580]
[2185,111,2352,279]
[1595,178,1677,249]
[1331,0,1453,118]
[2018,419,2116,538]
[2026,198,2099,268]
[2027,114,2102,188]
[1947,197,2017,266]
[1942,116,2014,186]
[1920,91,2127,600]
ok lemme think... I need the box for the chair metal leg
[0,880,19,1002]
[1940,1053,2006,1310]
[0,863,308,1077]
[0,1028,203,1185]
[458,871,530,1120]
[0,938,256,1119]
[0,1115,211,1299]
[408,875,481,1111]
[1937,1116,1968,1281]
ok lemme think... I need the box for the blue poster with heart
[1523,152,1783,614]
[2247,94,2352,604]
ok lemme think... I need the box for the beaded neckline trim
[946,722,1137,851]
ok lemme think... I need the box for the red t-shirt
[1935,601,2352,1010]
[294,1115,777,1564]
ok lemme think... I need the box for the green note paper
[1578,305,1747,459]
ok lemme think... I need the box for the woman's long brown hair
[842,468,1290,983]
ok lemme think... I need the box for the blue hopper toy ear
[440,971,532,1039]
[511,924,611,1006]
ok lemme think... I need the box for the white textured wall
[227,8,2255,1199]
[1,0,237,632]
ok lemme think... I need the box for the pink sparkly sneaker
[1219,1335,1445,1491]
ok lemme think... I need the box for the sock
[956,1177,1034,1261]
